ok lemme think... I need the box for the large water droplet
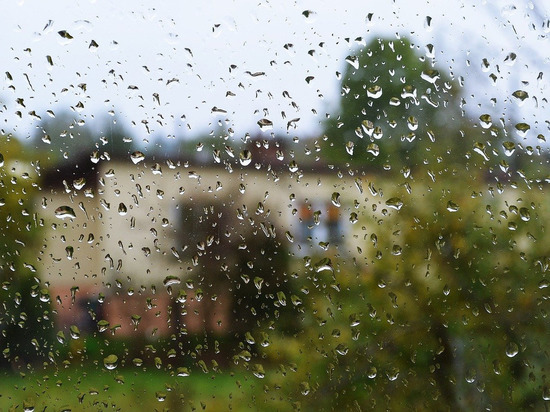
[130,151,145,164]
[331,192,341,207]
[502,141,515,156]
[446,201,459,212]
[512,90,529,105]
[239,150,252,166]
[163,275,181,287]
[385,198,403,210]
[479,114,492,129]
[55,206,76,219]
[257,118,273,131]
[505,342,519,358]
[367,85,382,98]
[103,354,118,370]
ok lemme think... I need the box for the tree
[257,170,550,410]
[0,136,54,368]
[322,37,479,172]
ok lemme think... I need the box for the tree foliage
[0,136,53,368]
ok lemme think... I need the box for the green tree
[259,170,550,411]
[322,37,479,172]
[0,136,53,368]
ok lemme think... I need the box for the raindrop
[288,160,299,173]
[163,275,181,287]
[239,150,252,166]
[421,69,440,84]
[407,116,418,131]
[331,192,341,207]
[386,367,400,381]
[366,143,379,156]
[473,142,489,161]
[69,325,81,339]
[385,198,403,210]
[55,206,76,219]
[103,354,118,370]
[505,342,519,358]
[313,257,333,273]
[367,366,377,378]
[73,178,86,190]
[257,118,273,131]
[335,344,349,356]
[479,114,492,129]
[519,207,530,221]
[130,151,145,164]
[118,203,127,216]
[367,85,382,98]
[97,320,109,333]
[446,201,459,212]
[502,141,515,156]
[512,90,529,105]
[345,55,359,69]
[515,123,530,137]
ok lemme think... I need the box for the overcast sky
[1,0,548,145]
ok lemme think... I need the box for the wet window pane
[1,1,549,410]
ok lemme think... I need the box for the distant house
[37,139,368,339]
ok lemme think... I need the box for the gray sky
[1,0,548,144]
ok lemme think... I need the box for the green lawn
[0,366,284,411]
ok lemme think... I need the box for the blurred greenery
[258,171,550,411]
[0,136,54,369]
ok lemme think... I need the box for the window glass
[1,1,549,410]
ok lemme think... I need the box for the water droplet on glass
[385,198,403,210]
[103,354,118,370]
[118,203,127,216]
[163,275,181,287]
[512,90,529,105]
[69,325,81,339]
[239,150,252,166]
[252,363,265,379]
[515,123,530,137]
[502,141,515,156]
[367,366,377,378]
[479,114,492,129]
[257,118,273,131]
[345,55,359,69]
[366,143,379,156]
[505,342,519,358]
[407,116,418,131]
[446,201,459,212]
[473,142,489,161]
[331,192,341,207]
[519,207,530,221]
[55,206,76,219]
[335,343,349,356]
[300,381,310,395]
[367,85,382,98]
[130,151,145,164]
[97,319,109,332]
[313,257,333,273]
[421,69,440,84]
[288,160,299,173]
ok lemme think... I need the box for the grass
[0,365,281,411]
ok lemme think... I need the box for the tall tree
[0,136,53,368]
[322,37,474,172]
